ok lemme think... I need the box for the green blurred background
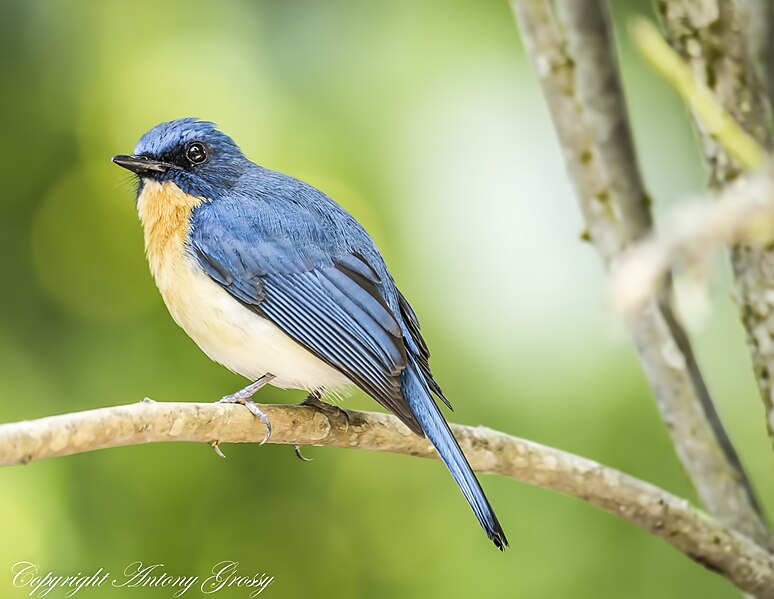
[0,0,769,597]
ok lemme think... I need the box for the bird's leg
[300,389,350,431]
[220,373,276,403]
[217,373,275,446]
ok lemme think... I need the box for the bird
[113,118,507,550]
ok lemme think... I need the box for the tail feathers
[402,361,508,550]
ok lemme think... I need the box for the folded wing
[190,207,423,434]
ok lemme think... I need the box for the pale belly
[156,251,352,392]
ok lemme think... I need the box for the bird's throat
[136,180,206,281]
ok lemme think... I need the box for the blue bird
[113,118,507,549]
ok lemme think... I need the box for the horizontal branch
[1,401,773,596]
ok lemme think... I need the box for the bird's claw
[245,399,272,445]
[210,440,226,459]
[219,397,272,444]
[294,445,313,462]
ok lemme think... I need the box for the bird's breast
[136,181,351,392]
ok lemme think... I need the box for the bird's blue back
[196,165,395,289]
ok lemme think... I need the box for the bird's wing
[396,289,452,411]
[189,204,422,435]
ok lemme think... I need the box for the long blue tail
[401,358,508,550]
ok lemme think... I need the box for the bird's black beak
[112,155,173,175]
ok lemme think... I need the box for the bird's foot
[218,373,275,445]
[292,391,347,461]
[301,391,350,432]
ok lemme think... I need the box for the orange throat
[136,180,207,281]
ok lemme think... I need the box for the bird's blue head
[113,118,248,198]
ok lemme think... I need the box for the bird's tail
[401,359,508,550]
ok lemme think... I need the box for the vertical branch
[553,1,652,242]
[655,1,771,181]
[655,1,774,449]
[768,2,774,110]
[737,0,774,108]
[739,0,768,95]
[510,0,771,548]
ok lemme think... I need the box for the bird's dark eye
[185,142,208,165]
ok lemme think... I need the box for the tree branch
[655,0,774,454]
[0,400,773,596]
[510,0,770,548]
[767,1,774,110]
[631,17,766,170]
[736,0,773,111]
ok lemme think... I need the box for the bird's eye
[185,142,208,165]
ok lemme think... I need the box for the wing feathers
[397,289,451,410]
[335,252,381,283]
[322,268,402,338]
[191,219,423,434]
[262,272,420,430]
[190,201,430,434]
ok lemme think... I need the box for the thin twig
[511,0,770,548]
[611,168,774,317]
[631,17,766,170]
[0,400,773,596]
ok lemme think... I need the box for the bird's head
[112,118,248,197]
